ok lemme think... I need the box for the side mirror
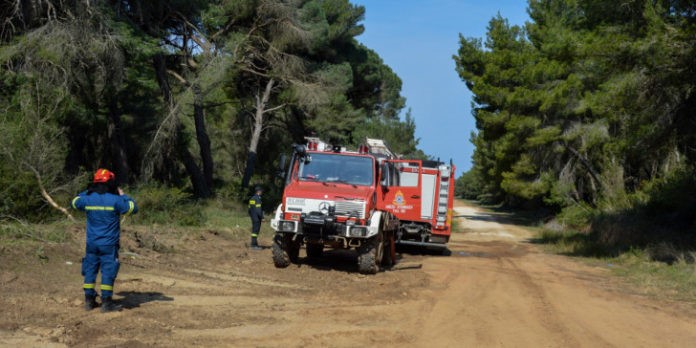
[293,144,307,155]
[380,163,390,188]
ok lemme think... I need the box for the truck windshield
[298,153,374,186]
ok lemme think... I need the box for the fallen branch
[25,163,76,222]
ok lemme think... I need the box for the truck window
[399,170,419,187]
[298,153,374,186]
[395,163,419,187]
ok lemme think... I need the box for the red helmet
[93,168,115,183]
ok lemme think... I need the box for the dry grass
[536,228,696,303]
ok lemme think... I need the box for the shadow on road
[115,291,174,309]
[296,246,449,274]
[297,248,362,274]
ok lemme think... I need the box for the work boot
[84,295,98,311]
[250,237,262,250]
[100,297,122,313]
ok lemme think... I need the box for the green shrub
[0,169,49,222]
[455,170,484,200]
[0,221,70,243]
[128,186,205,226]
[556,203,595,230]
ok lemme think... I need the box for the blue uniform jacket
[248,194,263,221]
[72,191,138,246]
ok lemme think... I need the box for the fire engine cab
[270,137,455,274]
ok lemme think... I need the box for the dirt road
[3,201,696,347]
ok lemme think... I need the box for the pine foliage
[455,0,696,245]
[0,0,419,220]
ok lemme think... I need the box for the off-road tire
[381,230,396,267]
[272,233,300,268]
[357,232,383,274]
[306,243,324,258]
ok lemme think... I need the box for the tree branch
[166,69,189,85]
[24,163,76,222]
[262,103,286,114]
[563,143,603,193]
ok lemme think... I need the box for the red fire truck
[270,138,456,274]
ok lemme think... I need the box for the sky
[350,0,530,174]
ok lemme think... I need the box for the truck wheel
[306,243,323,258]
[272,233,300,268]
[381,230,396,267]
[357,231,383,274]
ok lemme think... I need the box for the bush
[455,169,484,200]
[556,203,595,230]
[643,167,696,223]
[0,221,71,243]
[129,186,205,227]
[0,169,49,222]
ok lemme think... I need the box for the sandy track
[3,201,696,347]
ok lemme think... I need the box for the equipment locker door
[420,172,437,220]
[382,160,422,222]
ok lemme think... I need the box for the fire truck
[270,138,456,274]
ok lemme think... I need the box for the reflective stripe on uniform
[85,206,115,211]
[71,197,80,209]
[83,283,95,289]
[249,200,256,205]
[125,201,135,216]
[251,234,258,237]
[255,204,261,208]
[100,284,113,291]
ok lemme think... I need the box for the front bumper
[273,218,373,238]
[271,204,381,239]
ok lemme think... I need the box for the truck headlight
[280,221,296,232]
[349,227,367,237]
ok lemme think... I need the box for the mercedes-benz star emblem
[318,202,330,212]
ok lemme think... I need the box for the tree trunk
[177,124,211,198]
[152,54,210,197]
[153,54,173,105]
[64,124,86,174]
[193,84,214,191]
[107,99,129,184]
[242,79,275,188]
[564,143,603,193]
[20,0,33,26]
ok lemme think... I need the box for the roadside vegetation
[536,229,696,302]
[0,186,261,261]
[0,0,427,230]
[454,1,696,301]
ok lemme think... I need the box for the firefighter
[248,186,264,250]
[71,169,138,312]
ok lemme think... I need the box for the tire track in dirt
[500,257,581,347]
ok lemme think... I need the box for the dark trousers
[251,217,261,246]
[82,244,120,298]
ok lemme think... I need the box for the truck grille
[334,201,365,218]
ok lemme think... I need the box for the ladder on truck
[365,138,397,160]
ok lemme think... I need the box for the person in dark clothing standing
[248,186,264,250]
[71,169,138,312]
